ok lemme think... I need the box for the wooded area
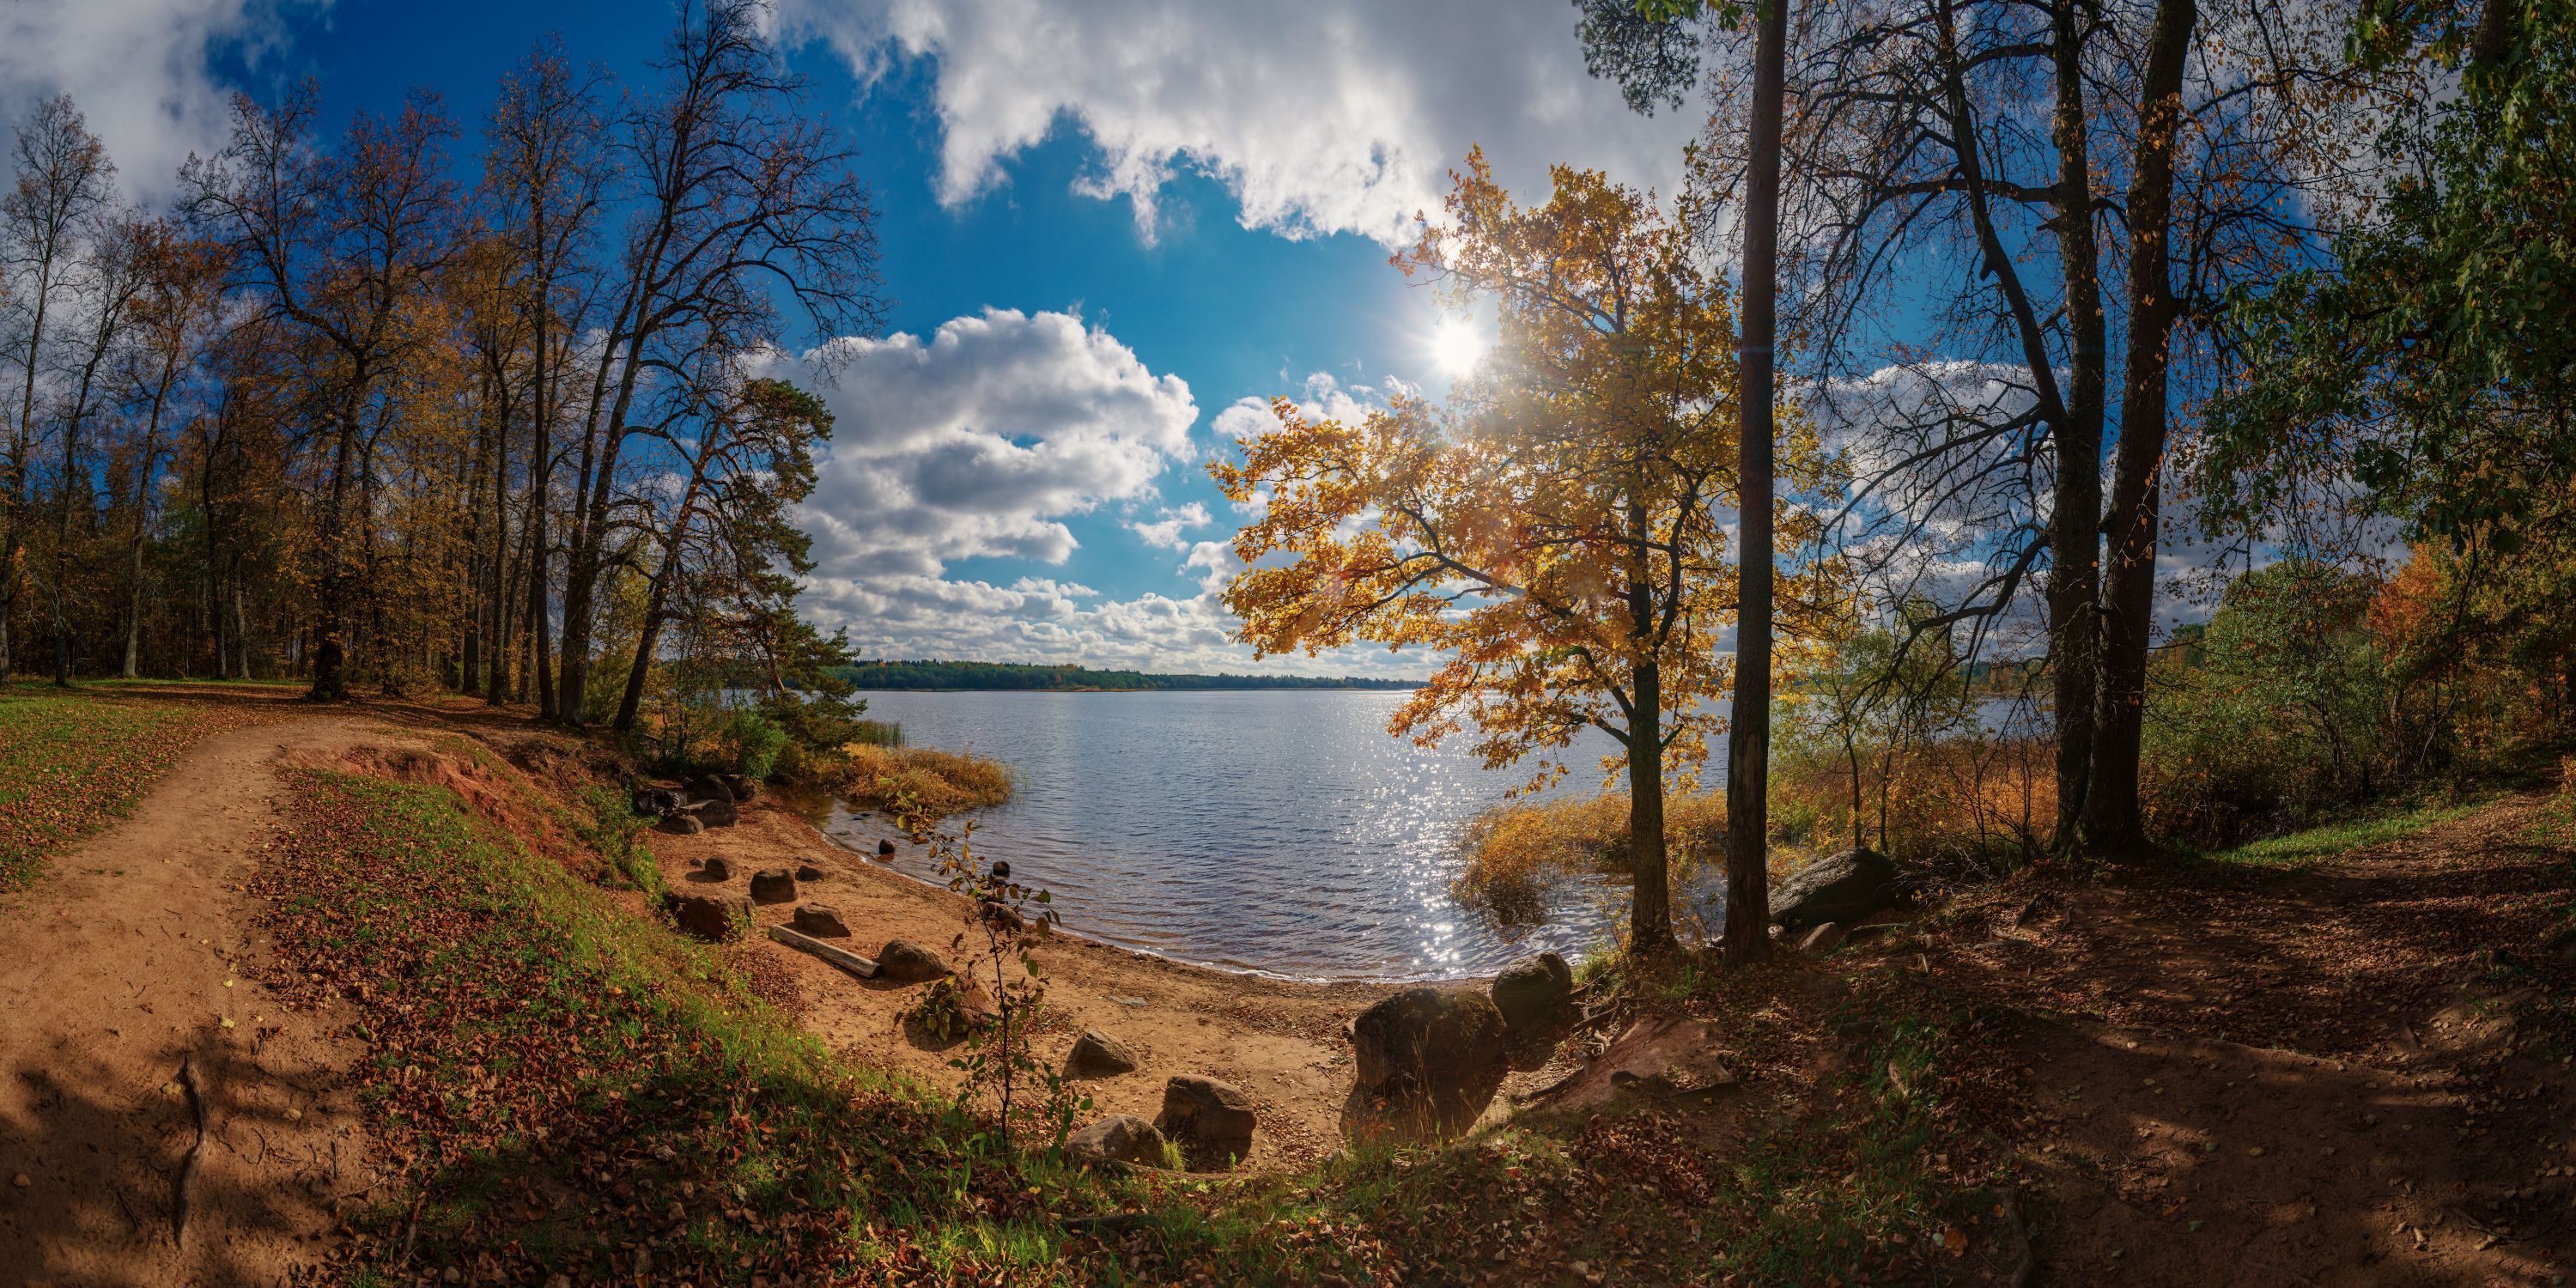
[0,0,862,738]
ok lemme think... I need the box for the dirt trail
[1925,794,2576,1286]
[0,717,383,1287]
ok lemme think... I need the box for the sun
[1431,315,1486,378]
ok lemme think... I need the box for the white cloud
[787,307,1197,578]
[1127,501,1210,550]
[781,0,1698,246]
[781,313,1416,675]
[0,0,316,205]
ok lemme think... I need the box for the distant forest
[835,660,1420,691]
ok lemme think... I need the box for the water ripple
[811,690,1717,981]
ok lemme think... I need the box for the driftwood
[172,1054,210,1246]
[765,924,879,979]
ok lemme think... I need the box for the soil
[8,686,2576,1285]
[0,714,380,1287]
[1912,792,2576,1286]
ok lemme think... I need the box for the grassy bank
[254,750,1411,1283]
[0,689,252,892]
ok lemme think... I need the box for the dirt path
[0,718,381,1287]
[1924,794,2576,1286]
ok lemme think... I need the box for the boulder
[1799,922,1848,954]
[1065,1030,1139,1078]
[749,868,797,904]
[791,903,849,938]
[1066,1114,1168,1169]
[878,939,951,983]
[794,863,825,882]
[667,892,752,943]
[1769,848,1899,931]
[1489,951,1575,1036]
[688,773,733,805]
[876,839,897,857]
[659,813,704,836]
[1154,1075,1256,1170]
[719,773,758,802]
[631,787,682,817]
[702,856,733,881]
[1351,987,1510,1097]
[695,794,739,829]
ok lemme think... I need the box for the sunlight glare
[1431,315,1486,378]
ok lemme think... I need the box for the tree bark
[1723,0,1789,966]
[2085,0,2197,854]
[1628,658,1674,955]
[2045,0,2107,853]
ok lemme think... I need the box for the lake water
[809,690,1723,981]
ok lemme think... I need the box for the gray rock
[794,863,825,882]
[878,939,950,983]
[659,813,704,836]
[702,855,733,881]
[791,903,849,938]
[1489,951,1575,1036]
[1066,1030,1139,1078]
[1154,1075,1256,1170]
[1799,922,1848,954]
[667,892,752,943]
[1769,848,1899,931]
[719,773,758,802]
[749,868,797,904]
[632,787,682,817]
[695,794,739,829]
[1066,1114,1167,1168]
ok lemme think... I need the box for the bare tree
[1,94,115,684]
[550,0,881,729]
[181,84,461,699]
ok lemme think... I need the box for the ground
[1,682,2572,1285]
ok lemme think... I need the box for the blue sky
[3,0,1703,674]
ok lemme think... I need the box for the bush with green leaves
[2141,562,2399,848]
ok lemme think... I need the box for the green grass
[0,692,211,892]
[2196,795,2491,871]
[259,766,1156,1283]
[260,758,1419,1284]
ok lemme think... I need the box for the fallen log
[766,924,880,979]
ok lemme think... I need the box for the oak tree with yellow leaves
[1212,151,1838,953]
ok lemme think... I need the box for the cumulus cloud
[779,0,1699,246]
[786,307,1196,579]
[781,314,1415,674]
[0,0,315,204]
[1127,501,1210,550]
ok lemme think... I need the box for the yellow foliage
[1452,790,1728,927]
[836,744,1012,820]
[1212,150,1846,792]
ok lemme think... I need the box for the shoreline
[795,798,1517,988]
[650,787,1529,1171]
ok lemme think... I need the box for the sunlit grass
[2199,797,2490,870]
[0,692,209,892]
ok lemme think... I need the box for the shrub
[841,744,1013,820]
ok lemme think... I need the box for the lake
[808,690,1723,981]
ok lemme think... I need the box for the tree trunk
[2085,0,2197,855]
[2045,0,2107,854]
[1723,0,1789,966]
[1627,662,1674,957]
[612,559,678,732]
[309,407,362,702]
